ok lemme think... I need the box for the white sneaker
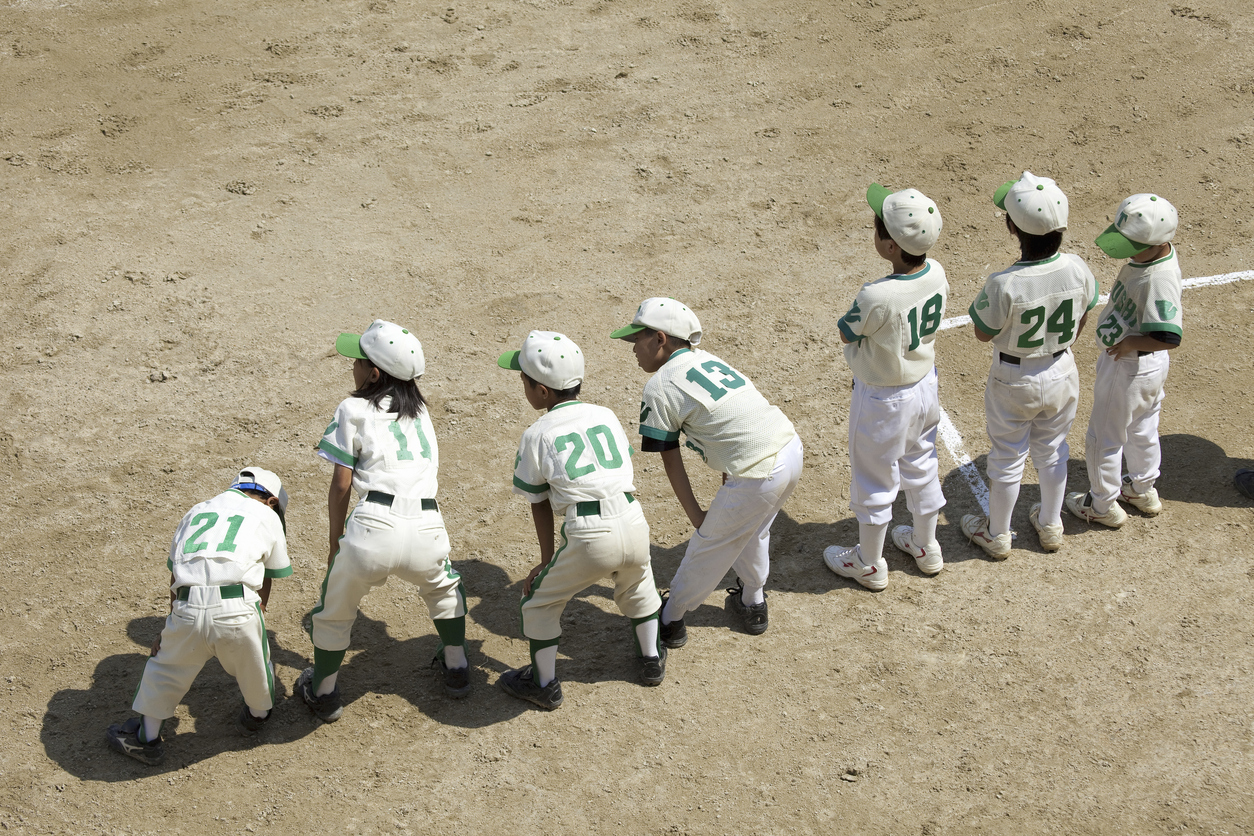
[1119,476,1162,516]
[959,514,1012,559]
[890,525,943,575]
[1065,491,1127,528]
[1028,503,1064,552]
[823,544,888,591]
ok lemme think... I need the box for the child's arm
[1107,332,1179,360]
[661,447,707,530]
[973,324,995,342]
[524,499,555,595]
[327,464,353,565]
[259,576,273,613]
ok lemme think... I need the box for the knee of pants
[310,610,357,652]
[520,598,565,642]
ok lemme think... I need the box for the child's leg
[1123,353,1170,492]
[611,502,663,656]
[1085,351,1135,513]
[900,372,945,547]
[985,365,1035,536]
[858,521,889,562]
[132,602,213,731]
[211,594,275,714]
[515,517,598,683]
[395,522,469,670]
[1028,354,1079,526]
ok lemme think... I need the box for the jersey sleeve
[511,431,551,503]
[838,284,886,343]
[167,511,192,571]
[263,526,293,578]
[1138,271,1183,337]
[316,401,359,468]
[968,278,1006,336]
[639,380,682,444]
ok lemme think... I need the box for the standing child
[1066,194,1182,526]
[496,330,663,710]
[300,319,470,723]
[106,467,292,765]
[613,298,802,645]
[962,171,1099,557]
[823,183,948,591]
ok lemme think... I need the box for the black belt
[576,493,636,516]
[1137,350,1152,356]
[365,491,438,511]
[1000,349,1066,365]
[176,583,244,601]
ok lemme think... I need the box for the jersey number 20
[555,425,624,480]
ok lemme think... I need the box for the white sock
[740,585,764,606]
[141,715,162,743]
[635,620,659,657]
[858,521,888,563]
[443,644,468,670]
[989,481,1019,537]
[660,598,675,625]
[912,510,939,547]
[1037,460,1068,525]
[316,672,338,697]
[534,645,558,687]
[248,706,269,719]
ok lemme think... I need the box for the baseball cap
[497,330,585,390]
[610,298,702,345]
[336,319,425,381]
[994,171,1068,235]
[1095,193,1179,259]
[231,466,290,513]
[867,183,942,256]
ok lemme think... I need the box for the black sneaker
[725,580,768,636]
[236,704,272,737]
[658,593,688,648]
[105,718,164,766]
[432,649,471,698]
[639,645,667,687]
[499,666,563,710]
[296,667,344,722]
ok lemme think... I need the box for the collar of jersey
[548,400,582,412]
[1014,253,1062,267]
[888,261,932,280]
[1128,245,1175,268]
[665,348,693,364]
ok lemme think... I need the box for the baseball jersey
[639,349,796,479]
[839,259,949,386]
[511,401,637,516]
[317,396,440,499]
[969,253,1099,359]
[1093,246,1183,349]
[167,489,292,592]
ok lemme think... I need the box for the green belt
[365,491,438,511]
[576,493,636,516]
[176,583,244,601]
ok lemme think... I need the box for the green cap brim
[497,350,523,371]
[992,180,1017,210]
[610,323,648,340]
[335,332,367,360]
[866,183,892,218]
[1095,224,1151,259]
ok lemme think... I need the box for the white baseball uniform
[639,348,802,618]
[969,252,1100,532]
[839,259,949,527]
[1084,246,1183,512]
[311,395,466,653]
[132,489,291,719]
[512,400,659,648]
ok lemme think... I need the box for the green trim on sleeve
[167,558,173,571]
[513,476,549,494]
[317,439,356,467]
[265,565,294,579]
[968,305,1000,336]
[1139,322,1183,337]
[837,318,862,343]
[1087,281,1100,311]
[640,425,681,442]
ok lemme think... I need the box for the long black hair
[353,361,426,420]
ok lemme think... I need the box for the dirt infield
[3,0,1253,833]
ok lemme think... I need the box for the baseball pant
[133,585,273,719]
[666,433,803,619]
[521,493,659,641]
[848,368,946,526]
[1085,349,1169,513]
[311,498,466,652]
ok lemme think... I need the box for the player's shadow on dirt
[1150,434,1251,510]
[43,619,317,780]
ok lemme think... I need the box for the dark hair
[353,361,426,420]
[522,372,581,401]
[1006,215,1063,261]
[641,327,691,350]
[240,489,286,533]
[874,215,927,269]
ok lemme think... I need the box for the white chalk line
[934,268,1254,512]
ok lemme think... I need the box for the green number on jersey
[1096,315,1124,347]
[587,425,624,469]
[907,293,944,351]
[184,512,245,554]
[555,425,625,480]
[685,360,747,402]
[1046,298,1076,344]
[216,515,244,553]
[1018,306,1046,348]
[388,420,431,462]
[639,402,652,424]
[555,433,595,480]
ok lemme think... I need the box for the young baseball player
[300,319,470,723]
[1066,193,1182,526]
[962,171,1099,557]
[823,183,948,591]
[496,330,664,710]
[105,467,292,765]
[613,298,803,645]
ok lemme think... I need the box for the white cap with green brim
[497,330,584,390]
[867,184,943,256]
[1095,193,1178,259]
[994,171,1068,235]
[610,297,702,345]
[231,466,290,513]
[336,319,425,381]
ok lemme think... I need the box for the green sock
[312,647,346,691]
[433,616,466,648]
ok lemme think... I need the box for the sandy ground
[3,0,1254,832]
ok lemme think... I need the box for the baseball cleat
[959,514,1012,559]
[236,704,272,737]
[823,544,888,591]
[499,666,564,710]
[105,718,164,766]
[1237,469,1254,500]
[1028,503,1065,552]
[657,593,688,648]
[724,579,769,635]
[1119,476,1162,516]
[890,525,943,575]
[296,667,345,723]
[432,649,472,698]
[1065,491,1127,528]
[638,645,667,687]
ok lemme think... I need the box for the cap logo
[1117,211,1128,228]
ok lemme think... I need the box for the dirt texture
[3,0,1254,833]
